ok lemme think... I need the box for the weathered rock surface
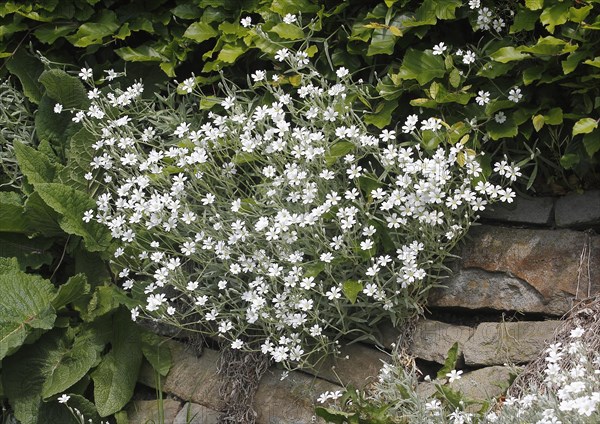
[139,340,340,423]
[409,320,474,364]
[480,196,554,226]
[462,321,561,366]
[126,399,181,424]
[430,225,600,315]
[174,403,220,424]
[451,366,513,400]
[555,190,600,228]
[307,342,389,387]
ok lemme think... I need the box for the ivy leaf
[540,1,570,34]
[489,46,529,63]
[572,118,598,136]
[342,280,363,304]
[183,21,218,43]
[396,49,445,85]
[270,22,304,40]
[0,268,56,360]
[92,309,143,417]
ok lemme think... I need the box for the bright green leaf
[525,0,544,10]
[364,101,398,129]
[270,22,305,40]
[436,342,460,379]
[489,46,530,63]
[573,118,598,136]
[52,274,90,310]
[540,2,570,34]
[342,280,363,304]
[183,21,218,43]
[583,131,600,156]
[115,45,167,62]
[397,49,445,85]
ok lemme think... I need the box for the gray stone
[126,399,181,424]
[463,321,561,366]
[555,190,600,228]
[306,342,389,387]
[409,320,475,365]
[439,225,600,315]
[428,269,557,314]
[480,196,555,226]
[450,366,513,401]
[174,403,220,424]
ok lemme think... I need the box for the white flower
[402,114,419,133]
[240,16,252,27]
[336,67,349,78]
[469,0,480,9]
[181,77,195,94]
[570,327,585,338]
[475,90,490,106]
[494,111,507,123]
[53,103,63,114]
[432,42,447,55]
[508,86,523,102]
[251,70,266,82]
[78,67,93,80]
[462,50,476,64]
[320,252,334,263]
[446,369,463,382]
[57,394,70,404]
[360,239,374,250]
[275,48,290,62]
[231,339,244,349]
[283,13,297,24]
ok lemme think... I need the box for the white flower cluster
[77,59,518,368]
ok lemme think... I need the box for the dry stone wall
[130,192,600,423]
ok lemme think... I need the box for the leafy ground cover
[1,0,599,423]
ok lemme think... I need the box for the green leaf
[532,114,545,132]
[80,286,122,322]
[544,108,563,125]
[510,7,540,33]
[270,0,320,15]
[560,152,579,169]
[0,269,56,360]
[525,0,544,10]
[315,406,357,424]
[14,142,57,184]
[342,280,363,304]
[34,183,112,252]
[66,9,119,47]
[573,118,598,136]
[41,328,104,398]
[115,45,167,62]
[34,24,77,44]
[569,5,592,23]
[5,49,44,104]
[270,22,305,40]
[486,115,518,140]
[0,233,54,270]
[92,309,143,417]
[520,36,576,56]
[364,101,398,129]
[367,28,397,56]
[23,192,64,237]
[325,141,355,166]
[217,43,246,63]
[562,51,587,74]
[489,46,530,63]
[584,57,600,68]
[584,131,600,157]
[141,332,172,377]
[397,49,445,85]
[35,95,76,152]
[437,342,460,379]
[183,21,218,43]
[38,69,88,109]
[0,192,29,233]
[52,274,90,310]
[540,1,570,34]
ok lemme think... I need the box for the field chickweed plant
[71,50,519,369]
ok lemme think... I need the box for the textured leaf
[0,269,56,360]
[67,9,119,47]
[364,100,398,129]
[0,192,29,233]
[141,332,172,377]
[0,233,54,271]
[525,0,544,10]
[34,24,77,44]
[540,1,570,34]
[367,28,397,56]
[573,118,598,136]
[23,192,64,237]
[34,183,112,252]
[397,49,445,85]
[183,21,218,43]
[5,49,44,103]
[80,285,122,322]
[52,274,90,310]
[34,95,76,153]
[92,309,143,417]
[38,69,88,109]
[115,45,167,62]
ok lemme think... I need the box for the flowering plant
[75,50,519,368]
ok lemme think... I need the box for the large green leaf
[52,274,90,310]
[364,100,398,129]
[183,21,218,42]
[5,49,44,104]
[539,1,570,34]
[0,192,29,233]
[38,69,88,109]
[116,45,168,62]
[0,269,56,360]
[13,142,57,185]
[396,49,445,85]
[141,332,172,377]
[34,183,112,252]
[34,95,76,155]
[270,22,304,40]
[92,309,143,417]
[367,28,397,56]
[66,9,119,47]
[0,233,54,270]
[486,115,519,140]
[489,46,530,63]
[573,118,598,136]
[342,280,363,304]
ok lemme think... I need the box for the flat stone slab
[462,321,561,366]
[409,320,474,364]
[555,190,600,228]
[174,403,220,424]
[480,195,554,226]
[139,340,339,423]
[126,399,181,424]
[430,225,600,315]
